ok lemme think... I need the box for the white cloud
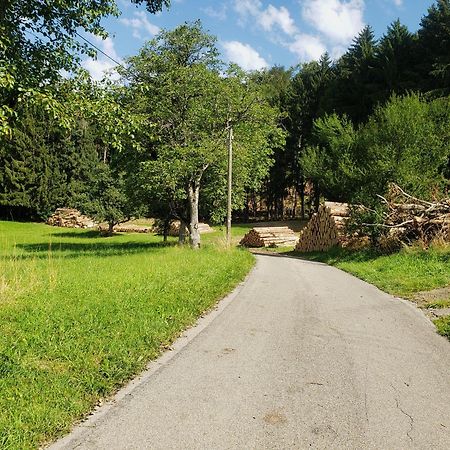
[302,0,365,45]
[222,41,268,71]
[203,4,228,21]
[234,0,262,20]
[120,11,160,40]
[259,5,298,36]
[288,34,327,61]
[81,36,123,81]
[392,0,403,6]
[234,1,297,36]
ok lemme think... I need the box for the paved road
[52,254,450,449]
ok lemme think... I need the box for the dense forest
[1,0,449,246]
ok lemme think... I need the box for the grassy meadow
[0,221,253,449]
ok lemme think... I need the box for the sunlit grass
[0,221,254,449]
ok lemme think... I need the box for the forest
[1,0,449,248]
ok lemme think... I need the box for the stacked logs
[47,208,96,229]
[295,202,349,252]
[98,223,152,233]
[165,221,214,236]
[240,226,298,248]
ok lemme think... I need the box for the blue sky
[82,0,435,79]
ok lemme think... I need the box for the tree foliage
[123,23,284,247]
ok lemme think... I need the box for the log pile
[164,221,214,236]
[375,185,450,245]
[47,208,96,229]
[98,223,152,233]
[240,226,298,247]
[295,202,349,252]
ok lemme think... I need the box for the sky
[82,0,436,80]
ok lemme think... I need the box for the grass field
[286,245,450,340]
[0,221,254,449]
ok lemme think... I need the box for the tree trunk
[188,183,201,249]
[292,189,297,219]
[313,181,320,213]
[300,176,305,220]
[178,220,187,244]
[108,221,114,235]
[163,218,170,243]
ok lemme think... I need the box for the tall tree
[289,53,334,214]
[418,0,450,94]
[123,23,283,248]
[375,20,418,98]
[328,26,379,122]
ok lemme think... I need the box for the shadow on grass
[51,230,105,239]
[287,245,450,266]
[265,246,383,264]
[12,240,176,260]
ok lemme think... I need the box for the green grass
[0,221,254,449]
[424,299,450,309]
[286,245,450,297]
[435,316,450,339]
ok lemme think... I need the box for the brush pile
[375,185,450,245]
[240,226,298,247]
[47,208,96,229]
[295,202,349,252]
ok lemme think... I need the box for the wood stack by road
[240,226,298,248]
[47,208,96,229]
[295,202,349,252]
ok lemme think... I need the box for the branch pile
[375,185,450,244]
[295,202,349,252]
[240,226,298,247]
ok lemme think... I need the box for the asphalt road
[52,254,450,449]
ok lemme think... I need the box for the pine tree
[418,0,450,94]
[375,20,418,98]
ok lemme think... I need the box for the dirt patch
[411,286,450,308]
[263,411,287,425]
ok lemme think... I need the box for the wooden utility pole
[226,122,233,247]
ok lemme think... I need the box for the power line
[74,30,126,70]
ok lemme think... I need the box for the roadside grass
[434,316,450,339]
[0,221,254,449]
[424,299,450,309]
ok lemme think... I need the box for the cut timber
[295,204,348,252]
[163,220,214,237]
[47,208,96,229]
[240,226,297,248]
[324,201,349,217]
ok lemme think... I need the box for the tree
[328,26,379,122]
[301,94,449,211]
[123,23,283,248]
[0,0,170,136]
[417,0,450,94]
[289,53,334,214]
[0,101,99,219]
[375,20,418,98]
[250,66,293,220]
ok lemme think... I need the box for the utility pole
[226,121,233,247]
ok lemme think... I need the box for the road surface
[52,254,450,449]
